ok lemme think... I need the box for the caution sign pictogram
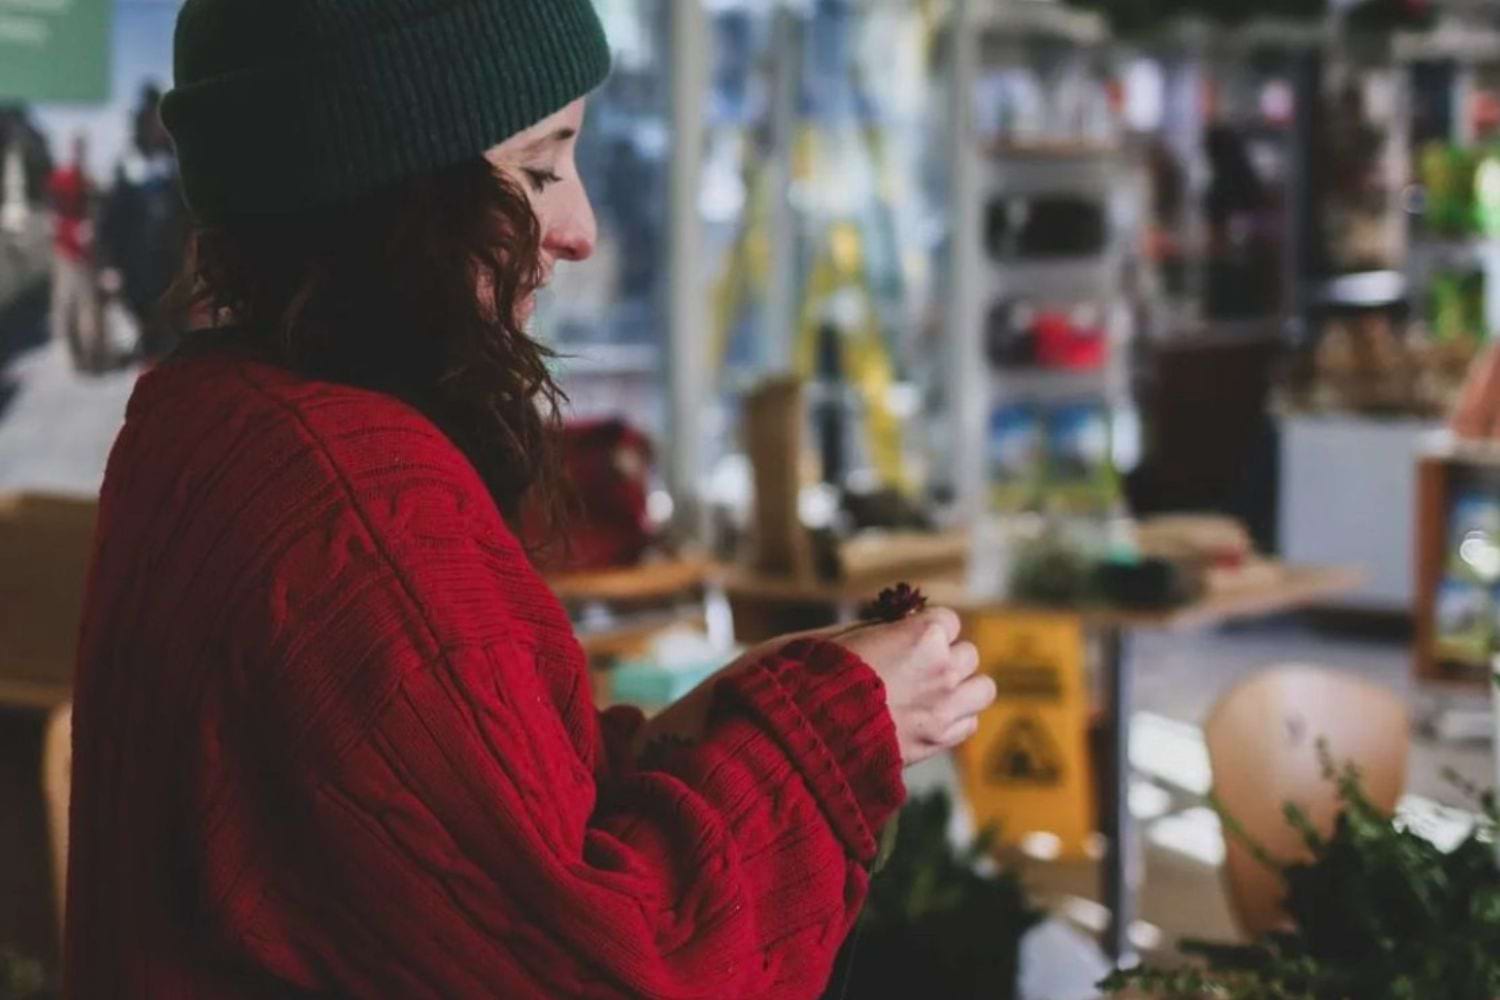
[987,715,1064,786]
[956,612,1096,859]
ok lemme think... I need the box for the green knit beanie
[161,0,611,223]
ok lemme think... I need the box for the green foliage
[0,947,47,1000]
[847,792,1043,1000]
[1102,744,1500,1000]
[1009,533,1093,607]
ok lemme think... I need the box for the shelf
[1395,24,1500,64]
[984,257,1123,301]
[978,154,1124,198]
[1420,432,1500,470]
[720,561,1362,635]
[982,141,1124,162]
[1144,16,1329,54]
[1316,270,1408,309]
[989,366,1131,405]
[1223,17,1329,51]
[1406,236,1494,275]
[573,608,708,662]
[548,558,709,606]
[968,1,1108,46]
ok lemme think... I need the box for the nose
[542,187,597,263]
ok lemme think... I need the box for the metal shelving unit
[948,2,1145,521]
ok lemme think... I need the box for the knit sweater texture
[64,349,906,998]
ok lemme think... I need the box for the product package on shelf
[1435,490,1500,672]
[989,405,1046,513]
[987,401,1120,517]
[986,299,1109,373]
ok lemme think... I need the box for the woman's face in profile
[485,98,597,323]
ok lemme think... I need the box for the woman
[65,1,995,997]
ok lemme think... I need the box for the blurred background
[5,1,1500,997]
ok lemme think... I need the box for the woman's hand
[834,608,995,767]
[631,608,994,769]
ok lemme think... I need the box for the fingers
[912,606,962,645]
[915,622,952,672]
[848,605,961,656]
[944,672,997,724]
[932,714,980,748]
[911,613,965,668]
[835,604,993,764]
[947,641,979,685]
[904,660,994,756]
[916,674,996,747]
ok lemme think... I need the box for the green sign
[0,0,111,103]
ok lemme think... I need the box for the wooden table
[717,563,1363,964]
[548,559,712,664]
[0,493,94,713]
[0,493,94,957]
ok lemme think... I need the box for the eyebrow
[520,127,576,155]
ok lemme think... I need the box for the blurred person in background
[98,83,187,362]
[65,1,995,997]
[48,133,102,372]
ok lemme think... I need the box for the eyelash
[524,168,562,192]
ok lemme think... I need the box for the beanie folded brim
[162,0,610,223]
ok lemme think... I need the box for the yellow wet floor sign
[956,611,1096,859]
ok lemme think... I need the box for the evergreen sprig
[1103,743,1500,1000]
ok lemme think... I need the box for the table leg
[42,702,71,945]
[1101,627,1139,966]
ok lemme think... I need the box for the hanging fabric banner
[0,0,111,103]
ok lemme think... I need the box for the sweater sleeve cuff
[716,638,905,864]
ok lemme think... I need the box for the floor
[0,336,140,496]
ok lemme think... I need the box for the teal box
[610,659,722,708]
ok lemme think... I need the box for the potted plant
[841,792,1041,1000]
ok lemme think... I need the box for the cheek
[529,191,558,239]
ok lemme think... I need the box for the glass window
[537,0,674,437]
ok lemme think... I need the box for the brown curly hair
[168,159,567,529]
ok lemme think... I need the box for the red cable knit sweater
[65,348,906,998]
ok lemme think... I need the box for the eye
[523,167,562,192]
